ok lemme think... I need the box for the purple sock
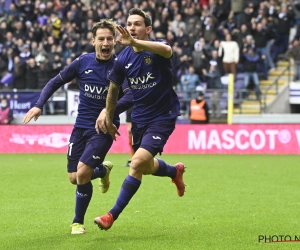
[152,158,176,178]
[91,164,107,180]
[73,181,93,224]
[109,175,141,220]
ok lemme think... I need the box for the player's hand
[23,107,42,124]
[105,118,120,141]
[116,25,135,46]
[95,108,106,134]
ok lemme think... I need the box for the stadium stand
[0,0,299,122]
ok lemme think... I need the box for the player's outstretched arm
[116,25,172,58]
[23,107,42,124]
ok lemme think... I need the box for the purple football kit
[35,53,132,171]
[109,40,180,156]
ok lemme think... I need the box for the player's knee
[69,178,77,185]
[68,173,77,184]
[130,158,145,174]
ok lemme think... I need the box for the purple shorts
[67,127,113,173]
[131,118,176,156]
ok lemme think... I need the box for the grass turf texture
[0,154,299,250]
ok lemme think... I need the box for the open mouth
[131,33,137,38]
[101,48,110,57]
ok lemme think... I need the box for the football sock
[91,165,107,180]
[109,175,141,220]
[73,181,93,224]
[152,158,176,178]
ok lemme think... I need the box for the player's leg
[94,120,186,230]
[139,119,186,197]
[67,128,113,185]
[67,128,85,185]
[71,161,93,234]
[94,148,150,230]
[79,129,114,193]
[67,128,109,185]
[71,130,113,234]
[94,122,148,230]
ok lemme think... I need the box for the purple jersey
[108,40,180,124]
[35,53,132,129]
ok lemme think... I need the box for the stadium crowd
[0,0,300,115]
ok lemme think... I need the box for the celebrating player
[23,19,133,234]
[94,8,186,230]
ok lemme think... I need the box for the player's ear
[146,26,152,35]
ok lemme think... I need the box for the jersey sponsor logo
[84,84,109,94]
[128,72,157,89]
[152,136,161,140]
[144,55,152,65]
[84,69,93,74]
[125,63,132,69]
[92,155,101,159]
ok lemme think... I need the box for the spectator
[272,5,295,58]
[214,0,230,24]
[179,65,202,95]
[173,46,192,87]
[241,47,263,100]
[252,22,269,79]
[49,53,64,79]
[12,55,26,89]
[37,61,54,115]
[285,38,300,80]
[19,44,31,63]
[0,98,13,124]
[202,60,223,118]
[219,33,239,75]
[171,13,186,36]
[203,16,217,44]
[37,61,50,90]
[189,91,209,124]
[261,17,276,71]
[25,58,39,89]
[48,11,61,43]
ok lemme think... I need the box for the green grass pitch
[0,154,299,250]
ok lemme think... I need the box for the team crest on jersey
[144,55,152,65]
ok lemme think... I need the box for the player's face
[92,28,115,60]
[126,15,152,41]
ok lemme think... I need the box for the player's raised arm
[116,25,172,58]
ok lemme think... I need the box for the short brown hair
[92,19,116,38]
[128,8,152,27]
